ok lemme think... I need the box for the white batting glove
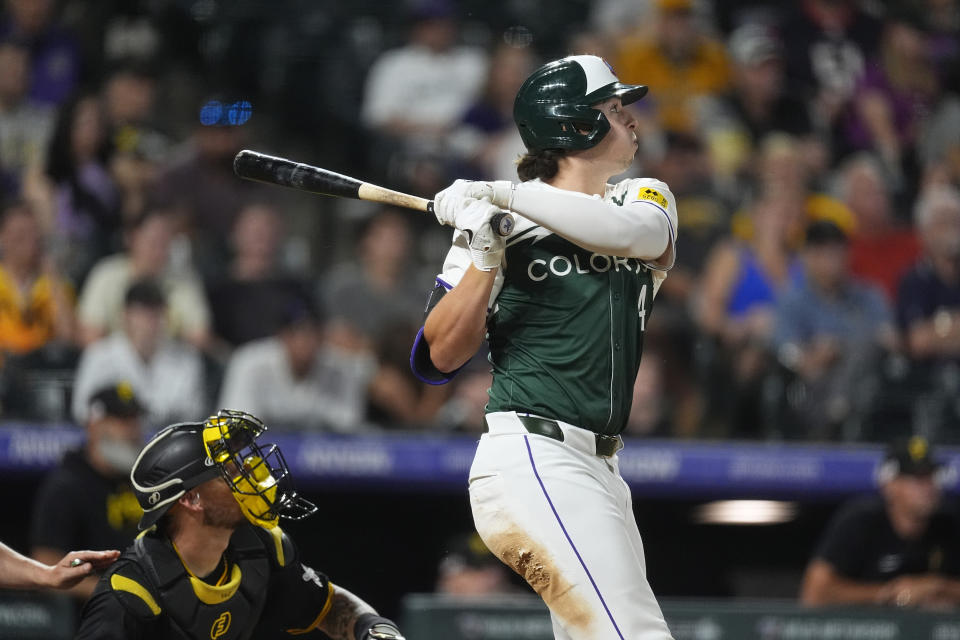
[456,198,509,271]
[433,179,474,227]
[464,180,515,210]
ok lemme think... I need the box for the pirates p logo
[211,611,231,639]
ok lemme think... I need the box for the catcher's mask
[131,410,315,530]
[513,54,648,153]
[201,409,316,528]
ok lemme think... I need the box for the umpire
[75,409,404,640]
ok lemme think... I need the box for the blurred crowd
[0,0,959,443]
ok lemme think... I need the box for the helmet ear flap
[533,104,611,152]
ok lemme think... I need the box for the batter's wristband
[354,613,398,640]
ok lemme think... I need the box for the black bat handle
[426,201,514,238]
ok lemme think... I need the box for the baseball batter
[411,55,677,639]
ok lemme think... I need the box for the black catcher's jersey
[75,524,332,640]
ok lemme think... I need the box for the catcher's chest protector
[132,528,271,640]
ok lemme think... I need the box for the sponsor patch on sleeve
[635,186,668,209]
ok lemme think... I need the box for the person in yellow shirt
[0,200,75,355]
[615,0,730,135]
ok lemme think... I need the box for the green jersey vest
[486,227,655,436]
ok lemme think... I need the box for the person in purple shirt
[842,10,939,193]
[773,220,896,439]
[0,0,80,106]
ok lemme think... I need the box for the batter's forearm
[423,266,496,373]
[510,184,670,259]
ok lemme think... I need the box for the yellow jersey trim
[171,539,242,604]
[188,564,242,605]
[268,526,285,566]
[110,574,162,616]
[286,582,334,635]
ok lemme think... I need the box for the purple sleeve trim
[436,277,453,291]
[632,200,675,243]
[409,326,462,385]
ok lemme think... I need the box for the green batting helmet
[513,55,648,153]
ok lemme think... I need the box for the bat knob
[491,212,514,237]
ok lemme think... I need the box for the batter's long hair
[517,149,566,182]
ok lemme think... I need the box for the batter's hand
[433,179,474,227]
[464,180,514,210]
[45,550,120,589]
[457,198,509,271]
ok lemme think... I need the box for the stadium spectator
[450,42,534,181]
[625,349,668,437]
[431,366,491,433]
[360,0,487,194]
[895,185,960,437]
[615,0,730,135]
[0,199,75,355]
[801,437,960,608]
[843,9,939,195]
[920,89,960,190]
[436,531,514,596]
[772,220,895,439]
[0,38,54,191]
[696,196,803,436]
[217,297,375,432]
[697,23,821,191]
[0,0,81,106]
[107,120,167,225]
[838,153,920,300]
[651,133,727,292]
[589,0,654,42]
[102,62,157,131]
[76,206,210,349]
[207,202,311,348]
[152,103,263,276]
[101,63,169,223]
[23,92,118,286]
[780,0,882,143]
[646,134,725,436]
[31,382,144,600]
[366,318,448,429]
[732,133,854,246]
[71,279,205,427]
[320,208,426,347]
[897,186,960,364]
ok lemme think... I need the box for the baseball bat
[233,150,514,236]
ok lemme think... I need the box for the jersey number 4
[637,284,647,332]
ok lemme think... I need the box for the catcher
[75,410,404,640]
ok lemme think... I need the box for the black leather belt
[485,415,623,457]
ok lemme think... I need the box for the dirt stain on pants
[486,529,593,634]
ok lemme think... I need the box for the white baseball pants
[469,411,674,640]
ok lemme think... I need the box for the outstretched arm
[460,179,675,262]
[0,542,118,590]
